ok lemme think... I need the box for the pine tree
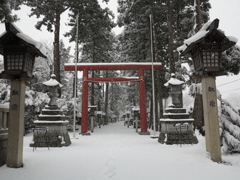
[59,40,72,98]
[117,0,211,129]
[65,1,115,122]
[0,0,21,22]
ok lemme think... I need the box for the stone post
[7,80,26,168]
[202,76,222,163]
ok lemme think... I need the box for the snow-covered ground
[1,121,240,180]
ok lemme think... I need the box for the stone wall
[0,129,8,166]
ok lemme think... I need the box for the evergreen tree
[59,40,73,98]
[222,45,240,75]
[0,0,22,22]
[22,0,70,85]
[117,0,211,128]
[65,0,115,122]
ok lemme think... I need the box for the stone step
[0,129,8,134]
[41,109,63,115]
[38,114,65,121]
[163,113,190,119]
[165,108,186,114]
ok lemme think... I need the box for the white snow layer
[177,21,210,52]
[65,62,162,66]
[0,23,48,57]
[177,20,238,53]
[1,122,240,180]
[42,78,63,87]
[16,33,48,57]
[164,77,185,86]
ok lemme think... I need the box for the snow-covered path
[1,121,240,180]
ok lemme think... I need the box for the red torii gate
[64,62,162,135]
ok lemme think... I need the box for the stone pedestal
[158,108,198,145]
[30,107,71,148]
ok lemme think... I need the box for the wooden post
[202,76,222,163]
[7,80,26,168]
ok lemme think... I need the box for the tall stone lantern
[31,74,71,148]
[164,73,184,108]
[177,19,237,163]
[0,22,47,168]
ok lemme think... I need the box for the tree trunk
[167,0,175,73]
[91,44,96,105]
[195,0,203,33]
[54,11,61,96]
[104,72,109,125]
[156,70,164,131]
[193,0,204,135]
[54,11,60,82]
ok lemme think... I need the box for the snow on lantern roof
[43,74,63,87]
[132,106,140,111]
[0,22,48,58]
[164,77,184,86]
[177,19,238,55]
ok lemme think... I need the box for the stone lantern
[159,74,198,146]
[126,111,131,127]
[0,22,47,168]
[31,75,71,148]
[0,22,46,79]
[132,106,140,132]
[123,113,126,126]
[177,19,237,76]
[164,73,184,108]
[88,105,97,133]
[96,111,102,128]
[42,74,62,109]
[177,19,237,163]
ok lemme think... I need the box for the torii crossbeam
[64,62,162,135]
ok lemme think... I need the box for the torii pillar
[138,69,149,134]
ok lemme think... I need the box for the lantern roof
[0,22,47,58]
[43,74,63,87]
[164,75,185,87]
[132,106,140,111]
[177,19,238,56]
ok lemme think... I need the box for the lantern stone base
[30,121,71,148]
[138,131,150,135]
[30,108,71,148]
[81,132,91,136]
[158,108,198,145]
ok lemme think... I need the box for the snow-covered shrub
[24,88,49,133]
[0,81,10,103]
[59,98,81,126]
